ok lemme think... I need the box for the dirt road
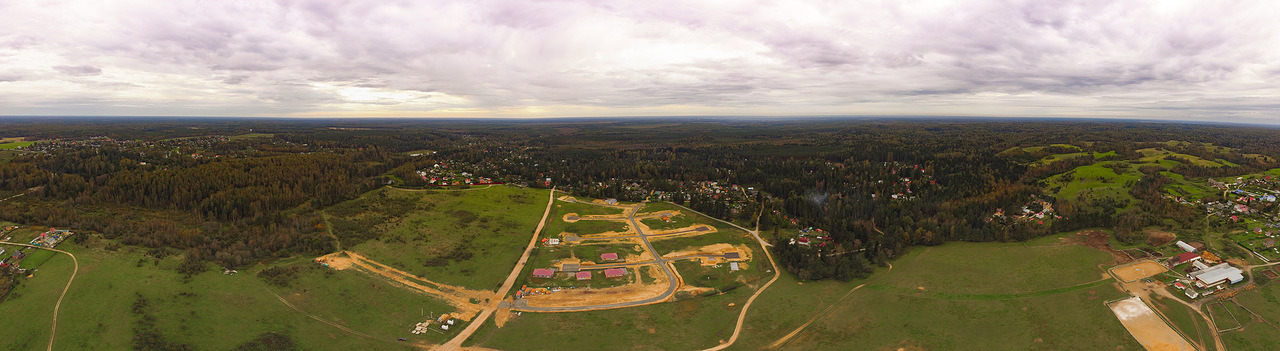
[697,221,778,351]
[0,241,79,351]
[436,187,557,351]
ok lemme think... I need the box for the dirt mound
[1145,229,1177,247]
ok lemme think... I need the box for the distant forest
[2,117,1278,280]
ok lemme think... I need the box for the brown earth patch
[1145,229,1177,247]
[1068,230,1132,263]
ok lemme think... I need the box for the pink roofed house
[532,268,555,278]
[604,268,627,278]
[600,253,619,261]
[576,271,592,280]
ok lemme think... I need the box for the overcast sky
[1,0,1278,120]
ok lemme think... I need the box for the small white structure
[441,325,450,331]
[1176,240,1197,253]
[729,262,740,271]
[546,238,561,245]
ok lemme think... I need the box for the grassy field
[673,258,766,293]
[649,227,755,256]
[524,240,646,270]
[0,240,444,350]
[1225,282,1280,350]
[0,141,34,150]
[1045,163,1141,205]
[561,220,629,235]
[730,241,1138,350]
[640,212,701,231]
[329,185,549,291]
[555,200,624,217]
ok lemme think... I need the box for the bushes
[256,266,302,287]
[233,332,298,351]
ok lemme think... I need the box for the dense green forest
[3,117,1279,280]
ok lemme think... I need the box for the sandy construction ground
[522,265,669,308]
[1109,297,1197,351]
[317,251,490,320]
[1112,260,1168,282]
[662,243,753,266]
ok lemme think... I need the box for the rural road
[436,186,557,351]
[698,206,777,351]
[0,241,79,351]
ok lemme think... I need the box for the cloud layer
[1,0,1277,120]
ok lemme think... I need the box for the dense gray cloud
[0,0,1277,120]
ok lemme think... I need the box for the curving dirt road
[436,187,557,351]
[697,217,777,351]
[0,241,79,351]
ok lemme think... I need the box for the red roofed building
[532,268,555,278]
[576,271,592,280]
[1172,252,1201,265]
[600,253,619,261]
[797,237,811,246]
[604,268,626,278]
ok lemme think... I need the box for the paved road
[436,187,557,351]
[0,241,79,351]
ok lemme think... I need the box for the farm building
[600,253,619,261]
[724,252,740,259]
[1189,263,1244,288]
[1176,240,1197,253]
[729,262,740,271]
[576,271,592,280]
[1171,252,1201,265]
[604,268,626,278]
[797,237,811,246]
[532,268,555,278]
[560,263,580,272]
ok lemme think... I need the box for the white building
[1189,263,1244,288]
[1176,240,1197,253]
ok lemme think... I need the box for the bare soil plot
[662,243,753,266]
[522,265,670,308]
[1070,230,1133,263]
[1112,260,1168,283]
[1146,229,1178,247]
[1109,297,1197,351]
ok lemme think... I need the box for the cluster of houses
[790,227,832,247]
[28,228,71,248]
[529,253,630,283]
[991,198,1060,224]
[1168,240,1244,299]
[416,163,498,186]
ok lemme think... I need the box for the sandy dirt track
[1109,297,1197,351]
[319,251,490,321]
